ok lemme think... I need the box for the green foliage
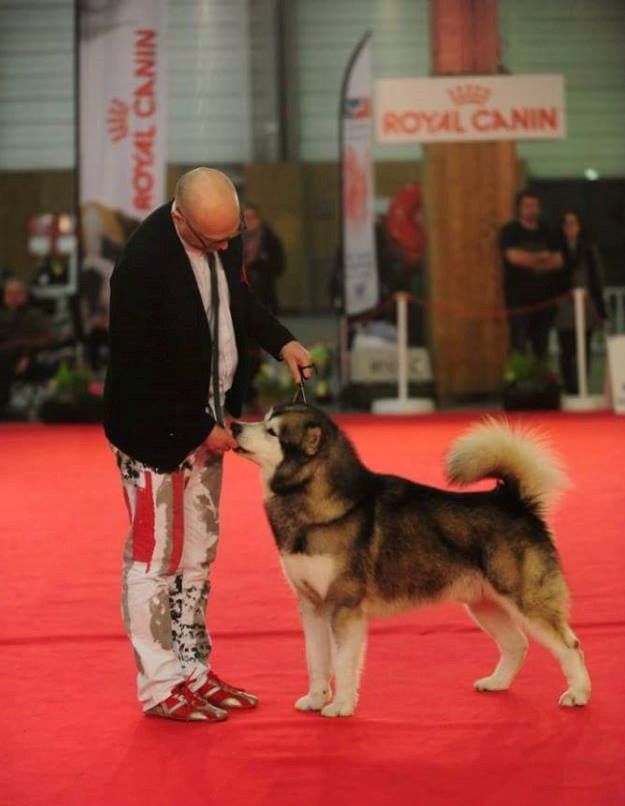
[503,351,560,389]
[49,360,94,402]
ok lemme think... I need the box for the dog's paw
[294,692,328,712]
[321,700,354,718]
[474,675,511,692]
[559,687,590,707]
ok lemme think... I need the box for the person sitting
[0,277,55,413]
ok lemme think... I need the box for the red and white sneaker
[146,681,228,722]
[195,671,259,710]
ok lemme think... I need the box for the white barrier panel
[350,346,432,383]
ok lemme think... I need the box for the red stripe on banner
[131,473,155,565]
[167,472,185,574]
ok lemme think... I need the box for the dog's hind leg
[294,597,333,712]
[321,607,367,718]
[499,560,591,707]
[467,599,529,691]
[516,610,591,707]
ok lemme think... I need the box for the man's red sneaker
[146,681,228,722]
[195,671,259,710]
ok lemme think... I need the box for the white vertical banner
[78,0,167,336]
[79,0,167,218]
[340,32,379,316]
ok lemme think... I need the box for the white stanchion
[561,287,607,411]
[338,314,350,389]
[372,293,435,414]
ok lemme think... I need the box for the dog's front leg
[294,597,332,711]
[322,607,367,718]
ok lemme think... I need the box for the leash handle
[292,379,308,404]
[292,363,316,404]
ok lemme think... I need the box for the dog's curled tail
[446,417,568,512]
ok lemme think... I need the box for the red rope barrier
[348,290,573,327]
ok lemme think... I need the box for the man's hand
[280,340,314,383]
[204,424,237,454]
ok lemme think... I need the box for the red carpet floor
[1,412,624,806]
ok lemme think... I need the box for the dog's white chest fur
[280,554,337,604]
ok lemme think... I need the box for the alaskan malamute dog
[232,404,590,718]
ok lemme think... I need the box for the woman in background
[242,203,285,314]
[242,203,286,406]
[555,210,608,394]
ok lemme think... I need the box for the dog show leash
[292,364,315,404]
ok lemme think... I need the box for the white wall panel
[1,0,624,173]
[0,0,75,169]
[292,0,430,162]
[500,0,625,178]
[0,0,251,169]
[166,0,251,164]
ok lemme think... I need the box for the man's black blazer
[103,202,294,471]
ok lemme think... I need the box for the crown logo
[107,98,129,142]
[447,84,491,106]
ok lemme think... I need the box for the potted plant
[502,352,561,411]
[39,359,104,423]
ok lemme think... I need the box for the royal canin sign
[80,0,166,221]
[106,29,160,212]
[375,74,566,143]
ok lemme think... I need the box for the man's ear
[302,425,322,456]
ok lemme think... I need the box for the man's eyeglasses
[177,209,246,252]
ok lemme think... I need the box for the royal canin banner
[341,32,380,317]
[78,0,166,334]
[376,74,566,144]
[79,0,167,221]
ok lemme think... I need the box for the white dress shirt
[172,204,238,418]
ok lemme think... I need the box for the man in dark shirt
[499,190,563,358]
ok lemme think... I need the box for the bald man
[104,168,312,722]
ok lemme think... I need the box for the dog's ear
[302,424,322,456]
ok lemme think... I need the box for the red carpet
[1,412,624,806]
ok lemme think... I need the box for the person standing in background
[242,202,285,314]
[242,203,287,405]
[555,210,608,394]
[499,190,564,359]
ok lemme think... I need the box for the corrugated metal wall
[292,0,429,162]
[499,0,625,178]
[0,0,75,170]
[0,0,252,170]
[0,0,623,175]
[167,0,251,165]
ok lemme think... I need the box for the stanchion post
[371,292,434,414]
[396,292,409,402]
[562,287,606,411]
[573,287,588,398]
[339,314,350,390]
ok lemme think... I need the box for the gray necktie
[207,252,224,426]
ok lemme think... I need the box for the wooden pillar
[425,0,518,401]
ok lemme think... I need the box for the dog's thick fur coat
[232,405,590,717]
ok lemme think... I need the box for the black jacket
[103,202,294,471]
